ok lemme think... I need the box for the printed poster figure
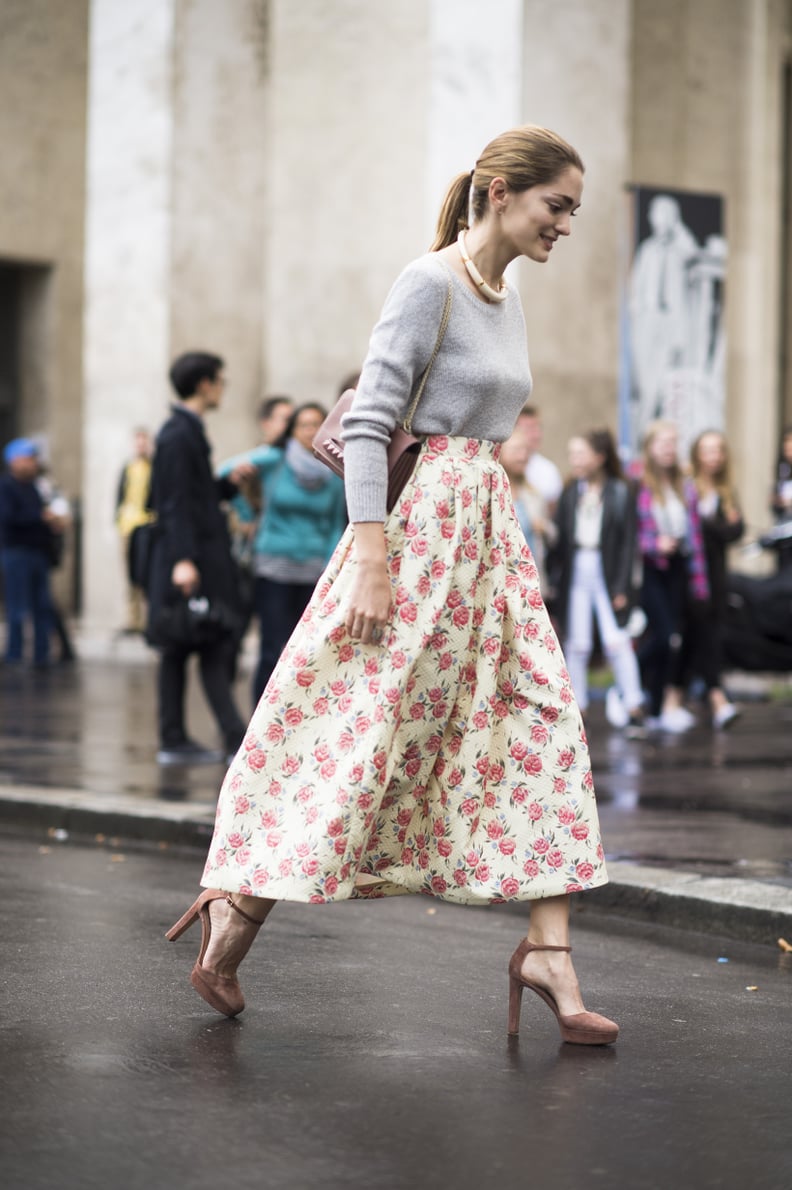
[624,187,726,459]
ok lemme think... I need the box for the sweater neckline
[433,256,513,313]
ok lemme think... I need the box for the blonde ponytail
[430,172,472,251]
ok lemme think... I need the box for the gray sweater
[341,253,533,522]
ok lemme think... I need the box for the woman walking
[218,403,347,708]
[554,430,644,734]
[167,125,618,1046]
[689,430,744,728]
[636,420,710,731]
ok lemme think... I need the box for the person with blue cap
[0,437,58,666]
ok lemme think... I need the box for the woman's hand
[612,593,628,612]
[656,533,679,556]
[172,559,200,596]
[346,523,391,644]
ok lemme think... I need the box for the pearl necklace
[457,230,507,303]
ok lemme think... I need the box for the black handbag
[151,594,242,649]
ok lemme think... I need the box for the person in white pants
[552,430,645,734]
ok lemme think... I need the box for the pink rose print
[523,859,540,877]
[236,847,252,866]
[499,838,516,856]
[557,805,576,826]
[437,839,453,858]
[234,795,250,815]
[214,848,228,866]
[571,823,589,841]
[546,850,564,869]
[576,862,595,882]
[325,875,339,896]
[266,722,285,743]
[541,706,560,724]
[501,876,520,897]
[534,837,550,855]
[247,749,267,773]
[312,696,329,716]
[253,868,269,887]
[228,832,245,849]
[431,875,448,895]
[296,669,315,687]
[284,707,303,727]
[530,725,550,746]
[523,754,543,775]
[453,869,468,886]
[528,802,543,821]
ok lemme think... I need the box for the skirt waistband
[419,435,501,463]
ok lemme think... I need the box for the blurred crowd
[2,357,792,759]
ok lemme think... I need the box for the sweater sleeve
[341,258,450,522]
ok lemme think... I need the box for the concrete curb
[2,785,791,946]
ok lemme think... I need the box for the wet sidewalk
[1,647,791,944]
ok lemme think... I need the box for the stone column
[518,0,632,463]
[82,0,176,635]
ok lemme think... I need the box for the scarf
[285,437,331,490]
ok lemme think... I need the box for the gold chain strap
[402,276,454,434]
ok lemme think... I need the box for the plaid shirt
[636,479,710,602]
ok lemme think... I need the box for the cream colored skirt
[201,436,607,905]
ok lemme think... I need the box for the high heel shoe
[507,939,619,1045]
[166,888,264,1017]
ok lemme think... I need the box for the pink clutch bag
[312,277,453,512]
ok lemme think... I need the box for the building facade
[1,0,790,633]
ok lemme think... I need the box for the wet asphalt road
[1,836,791,1190]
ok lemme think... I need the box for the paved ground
[1,650,791,943]
[2,837,791,1190]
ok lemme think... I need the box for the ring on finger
[371,626,384,643]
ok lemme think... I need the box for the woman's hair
[272,402,327,451]
[430,125,584,251]
[691,429,736,517]
[641,419,683,502]
[586,428,623,480]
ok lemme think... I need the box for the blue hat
[3,437,39,464]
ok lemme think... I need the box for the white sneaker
[713,703,740,730]
[605,686,629,728]
[658,706,696,733]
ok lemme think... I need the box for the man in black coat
[147,351,251,764]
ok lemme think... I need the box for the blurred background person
[770,424,792,572]
[36,463,75,663]
[688,430,743,728]
[115,427,154,635]
[500,427,555,595]
[0,438,61,668]
[552,429,644,734]
[218,402,346,708]
[147,351,251,765]
[515,403,563,516]
[635,420,709,732]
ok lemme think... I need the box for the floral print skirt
[201,436,607,905]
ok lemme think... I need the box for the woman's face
[648,428,679,470]
[695,432,726,477]
[567,436,601,479]
[500,166,583,264]
[292,407,325,451]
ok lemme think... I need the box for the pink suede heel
[507,939,619,1045]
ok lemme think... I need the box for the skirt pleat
[201,436,607,905]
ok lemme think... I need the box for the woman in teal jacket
[219,403,347,707]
